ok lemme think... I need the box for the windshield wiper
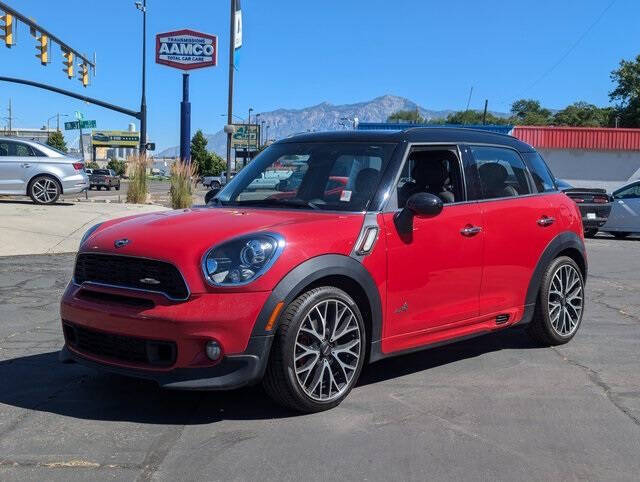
[233,198,320,210]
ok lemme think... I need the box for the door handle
[537,216,555,226]
[461,225,482,236]
[21,163,31,168]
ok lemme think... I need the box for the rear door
[467,146,559,318]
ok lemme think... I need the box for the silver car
[0,137,88,204]
[601,180,640,238]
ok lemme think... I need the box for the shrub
[126,154,149,204]
[107,158,127,176]
[170,161,197,209]
[85,161,99,169]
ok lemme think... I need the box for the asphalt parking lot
[0,236,639,481]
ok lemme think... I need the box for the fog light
[205,341,222,361]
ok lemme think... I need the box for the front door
[606,182,640,232]
[381,145,483,353]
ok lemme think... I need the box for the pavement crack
[551,348,640,428]
[135,393,204,482]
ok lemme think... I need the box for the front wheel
[263,286,366,412]
[115,185,120,191]
[527,256,585,345]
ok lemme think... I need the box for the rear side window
[469,146,531,199]
[524,152,556,193]
[14,143,35,157]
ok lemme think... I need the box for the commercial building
[0,127,56,143]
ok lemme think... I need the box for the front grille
[74,253,189,300]
[63,321,177,367]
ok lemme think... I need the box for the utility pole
[225,0,236,183]
[136,0,147,156]
[8,99,12,135]
[482,99,488,125]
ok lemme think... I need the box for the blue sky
[1,0,639,151]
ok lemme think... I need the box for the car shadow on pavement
[0,328,539,424]
[0,199,74,206]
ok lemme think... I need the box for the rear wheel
[263,286,366,412]
[28,175,60,204]
[527,256,584,345]
[211,181,221,189]
[106,186,111,191]
[115,184,120,191]
[612,232,630,239]
[583,228,598,238]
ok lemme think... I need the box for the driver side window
[615,183,640,199]
[395,146,464,209]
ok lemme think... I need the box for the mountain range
[156,95,502,158]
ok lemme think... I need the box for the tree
[85,161,99,169]
[609,54,640,127]
[190,130,211,175]
[510,99,553,125]
[445,110,511,125]
[107,158,126,176]
[209,152,226,176]
[553,102,613,127]
[46,131,67,152]
[387,109,424,124]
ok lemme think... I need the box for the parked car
[202,171,237,189]
[0,136,88,204]
[89,169,121,191]
[60,128,587,412]
[600,180,640,238]
[85,168,94,176]
[558,182,611,237]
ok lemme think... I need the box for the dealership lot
[0,236,638,481]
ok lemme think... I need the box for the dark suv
[61,128,586,412]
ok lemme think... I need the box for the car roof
[277,127,534,152]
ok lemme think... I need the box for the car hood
[81,207,366,294]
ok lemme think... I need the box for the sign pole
[78,124,85,162]
[180,73,191,163]
[226,0,236,182]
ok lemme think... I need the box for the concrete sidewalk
[0,200,167,256]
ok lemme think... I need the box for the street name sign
[64,120,96,130]
[155,29,218,70]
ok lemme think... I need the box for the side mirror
[394,192,443,234]
[204,188,221,204]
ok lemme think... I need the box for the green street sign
[75,111,84,120]
[64,120,96,130]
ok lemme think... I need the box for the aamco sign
[155,29,217,70]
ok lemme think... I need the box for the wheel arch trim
[518,231,587,326]
[250,254,383,347]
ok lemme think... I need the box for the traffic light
[62,49,74,79]
[78,61,89,87]
[1,13,13,47]
[35,33,48,65]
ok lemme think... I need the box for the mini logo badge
[114,238,130,248]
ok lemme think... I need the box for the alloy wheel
[32,178,59,203]
[293,299,362,402]
[547,264,583,337]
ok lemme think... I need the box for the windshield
[215,142,397,211]
[94,169,110,175]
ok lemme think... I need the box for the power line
[503,0,618,106]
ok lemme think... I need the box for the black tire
[583,228,598,238]
[204,189,217,204]
[89,185,94,190]
[115,185,120,191]
[97,185,102,191]
[612,232,630,239]
[263,286,366,413]
[212,181,221,189]
[527,256,585,346]
[28,175,61,205]
[106,186,111,191]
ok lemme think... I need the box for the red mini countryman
[60,128,587,412]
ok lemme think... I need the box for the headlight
[202,233,285,286]
[79,223,102,248]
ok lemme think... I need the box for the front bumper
[60,335,272,390]
[60,282,273,389]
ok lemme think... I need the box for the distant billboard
[231,124,260,149]
[155,29,218,70]
[91,130,140,147]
